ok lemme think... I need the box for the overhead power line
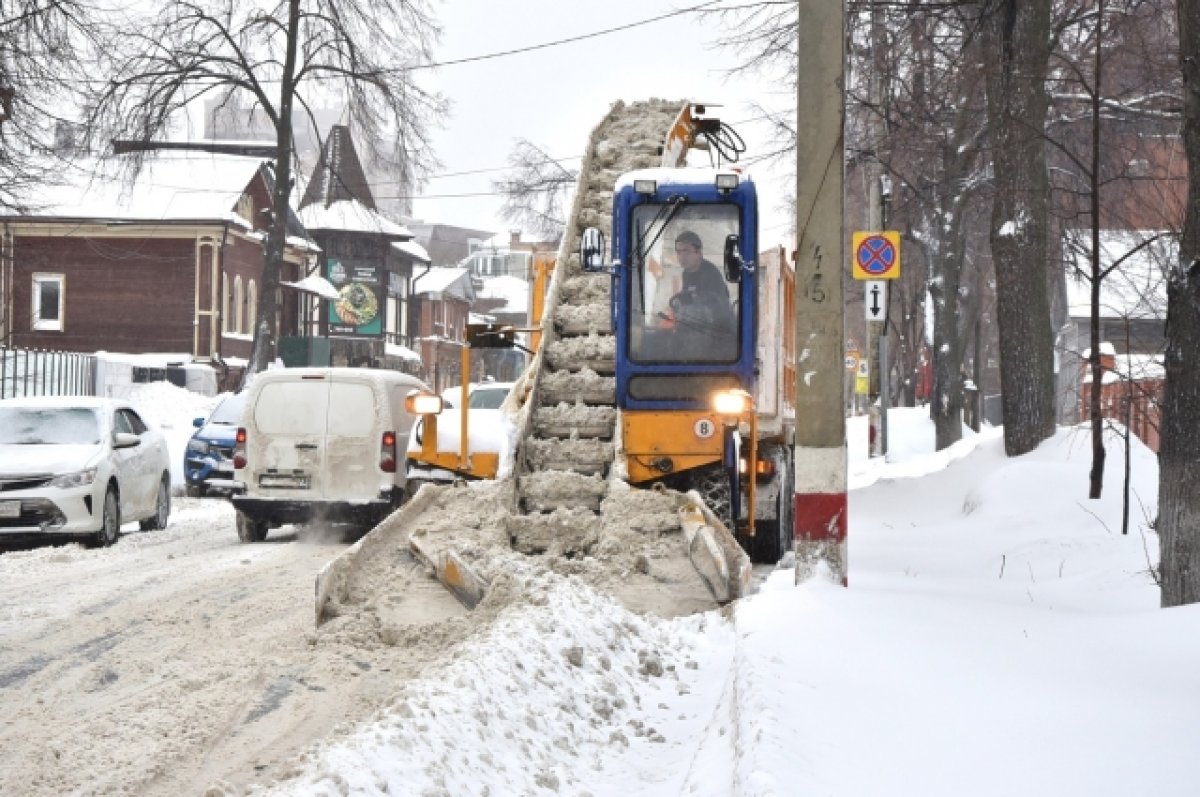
[407,0,728,72]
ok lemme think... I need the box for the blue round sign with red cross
[852,231,902,280]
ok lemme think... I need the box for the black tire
[140,474,171,531]
[88,487,120,548]
[750,454,794,565]
[186,484,206,498]
[236,511,269,543]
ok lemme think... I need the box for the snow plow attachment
[314,100,755,628]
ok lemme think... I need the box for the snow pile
[261,567,735,796]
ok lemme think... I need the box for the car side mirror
[193,417,204,428]
[113,432,141,449]
[580,227,607,272]
[723,234,744,283]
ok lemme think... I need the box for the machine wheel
[186,484,206,498]
[140,474,171,531]
[88,487,121,548]
[693,465,733,530]
[749,454,794,565]
[236,511,269,543]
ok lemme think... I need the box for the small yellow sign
[852,231,901,280]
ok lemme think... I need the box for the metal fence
[0,346,97,399]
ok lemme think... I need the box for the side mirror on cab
[723,233,744,283]
[580,227,607,272]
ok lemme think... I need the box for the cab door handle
[294,443,318,450]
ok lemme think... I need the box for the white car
[439,381,515,409]
[0,396,172,547]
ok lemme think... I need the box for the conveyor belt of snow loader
[314,100,750,627]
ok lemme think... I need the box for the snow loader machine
[314,101,795,625]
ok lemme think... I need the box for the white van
[230,367,429,542]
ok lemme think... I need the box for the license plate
[258,474,310,490]
[0,501,20,518]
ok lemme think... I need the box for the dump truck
[315,100,795,624]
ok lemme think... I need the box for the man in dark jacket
[671,230,735,342]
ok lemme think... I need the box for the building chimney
[510,230,521,246]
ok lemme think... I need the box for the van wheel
[88,488,121,548]
[140,474,171,531]
[236,512,268,543]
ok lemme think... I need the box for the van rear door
[323,375,383,498]
[249,374,382,500]
[251,376,333,497]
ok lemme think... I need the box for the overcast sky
[407,0,796,245]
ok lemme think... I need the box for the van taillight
[233,427,247,470]
[380,431,397,473]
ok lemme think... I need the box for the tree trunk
[244,0,302,383]
[982,0,1057,457]
[1160,0,1200,607]
[929,206,966,450]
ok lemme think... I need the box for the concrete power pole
[794,0,847,584]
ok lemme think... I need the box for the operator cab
[582,168,758,410]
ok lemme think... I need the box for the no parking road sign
[852,231,901,280]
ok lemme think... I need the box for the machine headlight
[405,391,443,416]
[50,468,97,489]
[712,389,750,417]
[186,439,211,455]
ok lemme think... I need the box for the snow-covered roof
[298,198,412,238]
[281,274,341,300]
[392,240,431,263]
[1063,229,1172,321]
[412,266,474,300]
[8,152,268,223]
[477,275,530,314]
[384,342,422,362]
[1082,352,1165,384]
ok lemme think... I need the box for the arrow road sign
[865,280,887,322]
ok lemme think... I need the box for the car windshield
[468,387,509,409]
[0,407,102,444]
[208,393,247,425]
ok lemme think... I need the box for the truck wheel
[236,511,268,543]
[749,454,794,564]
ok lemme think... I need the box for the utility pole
[794,0,847,584]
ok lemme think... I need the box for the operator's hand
[648,255,663,278]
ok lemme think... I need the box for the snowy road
[0,498,462,796]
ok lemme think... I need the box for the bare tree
[980,0,1058,456]
[0,0,98,211]
[492,140,576,243]
[87,0,446,379]
[1160,0,1200,607]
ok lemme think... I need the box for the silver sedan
[0,396,171,547]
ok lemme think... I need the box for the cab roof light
[634,179,657,195]
[715,173,739,192]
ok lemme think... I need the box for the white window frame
[234,275,244,334]
[247,279,257,336]
[31,272,65,331]
[222,272,232,333]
